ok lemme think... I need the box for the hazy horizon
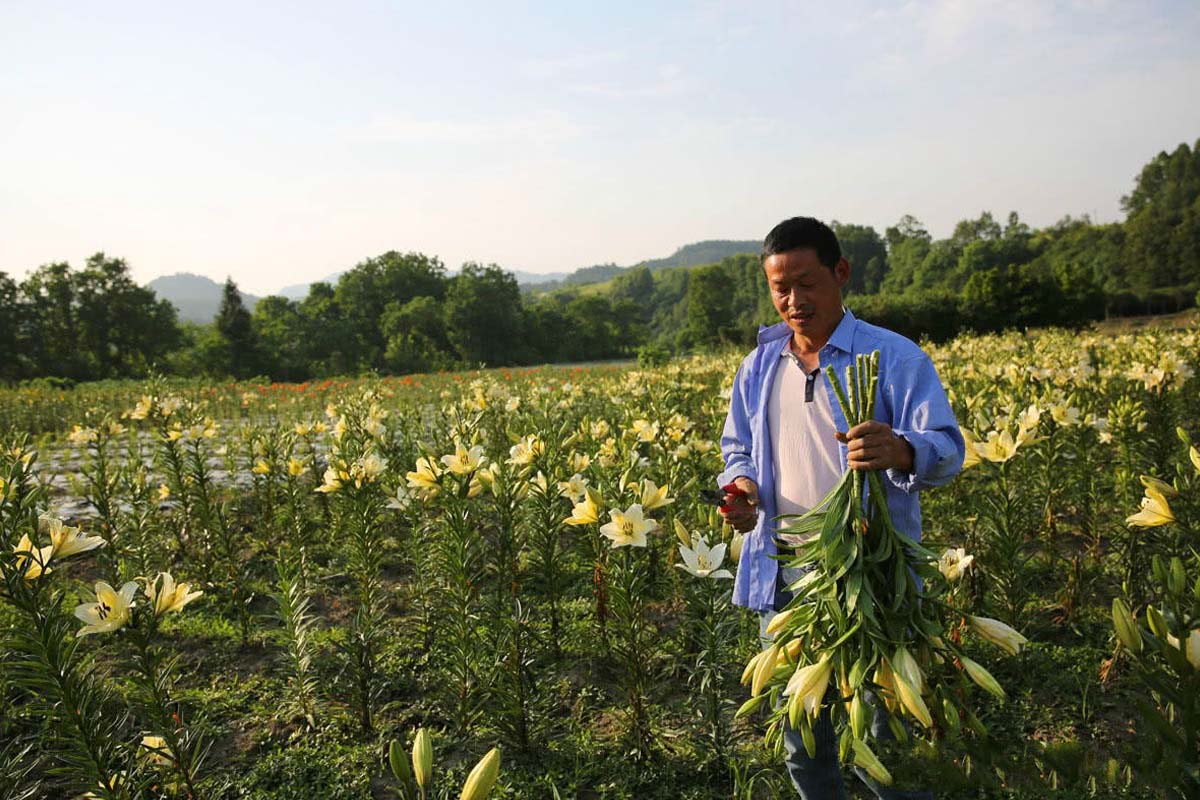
[4,1,1200,296]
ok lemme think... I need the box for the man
[718,216,965,800]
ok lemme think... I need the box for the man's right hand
[719,477,759,533]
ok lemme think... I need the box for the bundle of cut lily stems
[737,351,1027,785]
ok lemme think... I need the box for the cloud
[353,110,586,146]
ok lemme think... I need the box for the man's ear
[834,257,851,288]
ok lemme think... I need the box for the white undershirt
[768,349,843,546]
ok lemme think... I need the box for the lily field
[2,323,1199,800]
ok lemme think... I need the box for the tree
[1121,140,1200,290]
[832,222,889,294]
[334,251,448,371]
[684,263,735,347]
[443,263,523,366]
[215,278,258,378]
[253,296,308,381]
[381,296,453,373]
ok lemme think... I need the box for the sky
[3,0,1199,296]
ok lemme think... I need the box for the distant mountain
[531,240,761,293]
[146,273,259,324]
[510,269,568,286]
[276,271,345,300]
[638,240,760,272]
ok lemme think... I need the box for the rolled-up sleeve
[884,354,964,493]
[718,357,758,488]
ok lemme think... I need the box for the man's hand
[835,421,915,472]
[719,477,760,533]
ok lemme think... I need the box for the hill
[146,273,259,324]
[530,239,759,294]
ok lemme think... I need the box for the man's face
[762,247,850,345]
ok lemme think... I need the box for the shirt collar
[826,308,857,353]
[757,307,857,351]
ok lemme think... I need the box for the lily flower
[441,442,487,475]
[314,466,345,494]
[978,430,1019,463]
[40,515,106,560]
[145,572,203,617]
[937,547,974,581]
[676,536,733,580]
[968,615,1028,655]
[565,488,603,526]
[387,484,412,511]
[75,581,138,636]
[639,479,674,511]
[13,534,54,579]
[783,654,833,718]
[1126,486,1175,527]
[406,456,441,498]
[960,428,981,469]
[558,474,588,503]
[599,504,657,548]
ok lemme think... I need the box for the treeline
[3,138,1198,383]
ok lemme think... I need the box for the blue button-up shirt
[718,309,965,611]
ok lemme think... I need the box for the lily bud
[852,739,893,786]
[942,697,961,731]
[968,615,1028,656]
[752,644,780,696]
[741,650,764,686]
[460,747,500,800]
[893,672,932,728]
[1112,598,1142,654]
[960,655,1006,700]
[412,728,432,789]
[851,692,870,739]
[765,607,799,637]
[672,518,691,548]
[1187,630,1200,671]
[735,693,769,719]
[1146,605,1169,640]
[389,740,411,784]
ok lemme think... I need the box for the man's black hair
[761,217,841,269]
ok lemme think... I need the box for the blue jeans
[759,566,933,800]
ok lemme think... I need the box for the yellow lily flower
[40,515,106,560]
[145,572,203,617]
[1126,486,1175,527]
[441,442,487,475]
[140,735,173,767]
[75,581,138,636]
[977,430,1019,463]
[639,479,674,511]
[565,488,603,526]
[783,654,833,718]
[13,534,54,579]
[960,428,981,469]
[315,467,344,494]
[252,460,272,475]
